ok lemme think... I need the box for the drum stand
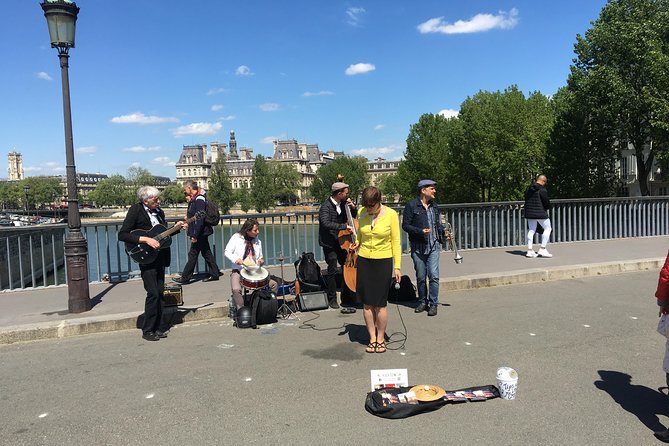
[276,253,299,320]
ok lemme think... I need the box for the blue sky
[1,0,607,179]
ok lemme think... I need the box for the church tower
[8,151,24,180]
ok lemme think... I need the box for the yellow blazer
[357,206,401,269]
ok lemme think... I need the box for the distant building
[367,157,400,186]
[8,151,23,181]
[57,173,109,201]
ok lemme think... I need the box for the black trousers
[140,258,165,334]
[181,236,220,279]
[323,246,357,306]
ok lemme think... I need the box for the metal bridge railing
[2,196,668,290]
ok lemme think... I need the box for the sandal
[366,342,378,353]
[375,342,386,353]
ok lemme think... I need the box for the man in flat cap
[402,179,446,316]
[318,181,358,312]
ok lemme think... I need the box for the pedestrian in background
[174,180,220,283]
[524,174,553,258]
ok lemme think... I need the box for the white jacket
[225,233,263,271]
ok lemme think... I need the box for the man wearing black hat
[318,181,358,311]
[402,179,445,316]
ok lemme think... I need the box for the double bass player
[318,179,358,313]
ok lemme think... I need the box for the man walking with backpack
[174,180,221,283]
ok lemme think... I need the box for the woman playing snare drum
[225,218,278,310]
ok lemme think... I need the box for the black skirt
[356,256,393,308]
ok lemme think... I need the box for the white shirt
[329,196,341,215]
[143,205,161,227]
[224,233,263,271]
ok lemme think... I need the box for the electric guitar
[125,210,205,264]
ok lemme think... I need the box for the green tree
[88,175,132,207]
[309,157,369,203]
[0,182,22,209]
[208,157,235,214]
[234,186,254,213]
[251,155,275,212]
[567,0,669,195]
[20,177,63,210]
[458,86,553,202]
[546,87,620,197]
[126,166,155,188]
[161,185,186,207]
[271,162,302,204]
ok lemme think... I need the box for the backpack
[388,275,417,303]
[294,252,322,293]
[203,199,220,226]
[248,288,278,328]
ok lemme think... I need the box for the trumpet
[442,219,463,264]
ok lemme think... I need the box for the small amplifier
[163,285,184,307]
[298,291,329,312]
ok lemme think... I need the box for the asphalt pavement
[0,268,666,445]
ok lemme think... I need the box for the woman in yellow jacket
[353,186,402,354]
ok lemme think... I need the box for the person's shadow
[594,370,668,432]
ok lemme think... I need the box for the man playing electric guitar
[118,186,187,341]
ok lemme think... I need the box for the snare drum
[240,266,270,290]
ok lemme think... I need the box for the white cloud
[374,124,385,131]
[152,157,175,166]
[207,87,226,95]
[130,162,142,168]
[260,134,287,145]
[122,146,161,153]
[211,104,223,112]
[346,7,365,26]
[345,63,376,76]
[349,145,402,158]
[24,162,64,174]
[36,71,52,81]
[110,112,179,125]
[236,65,254,76]
[438,109,459,118]
[218,115,236,121]
[418,8,519,34]
[303,90,335,97]
[76,146,97,154]
[259,103,280,112]
[171,122,223,138]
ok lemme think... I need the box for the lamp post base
[64,229,91,313]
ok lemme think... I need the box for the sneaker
[537,248,553,258]
[415,302,428,313]
[526,250,538,258]
[427,305,438,316]
[172,276,191,284]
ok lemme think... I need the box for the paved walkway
[1,237,667,343]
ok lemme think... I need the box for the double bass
[337,176,358,292]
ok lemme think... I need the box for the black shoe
[655,429,669,443]
[415,302,428,313]
[340,307,356,314]
[427,305,438,316]
[329,300,340,309]
[202,276,219,282]
[142,332,160,341]
[173,276,191,284]
[155,330,168,338]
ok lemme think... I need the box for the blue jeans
[411,248,440,305]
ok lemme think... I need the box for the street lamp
[23,185,30,216]
[41,0,91,313]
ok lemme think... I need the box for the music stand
[276,252,299,320]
